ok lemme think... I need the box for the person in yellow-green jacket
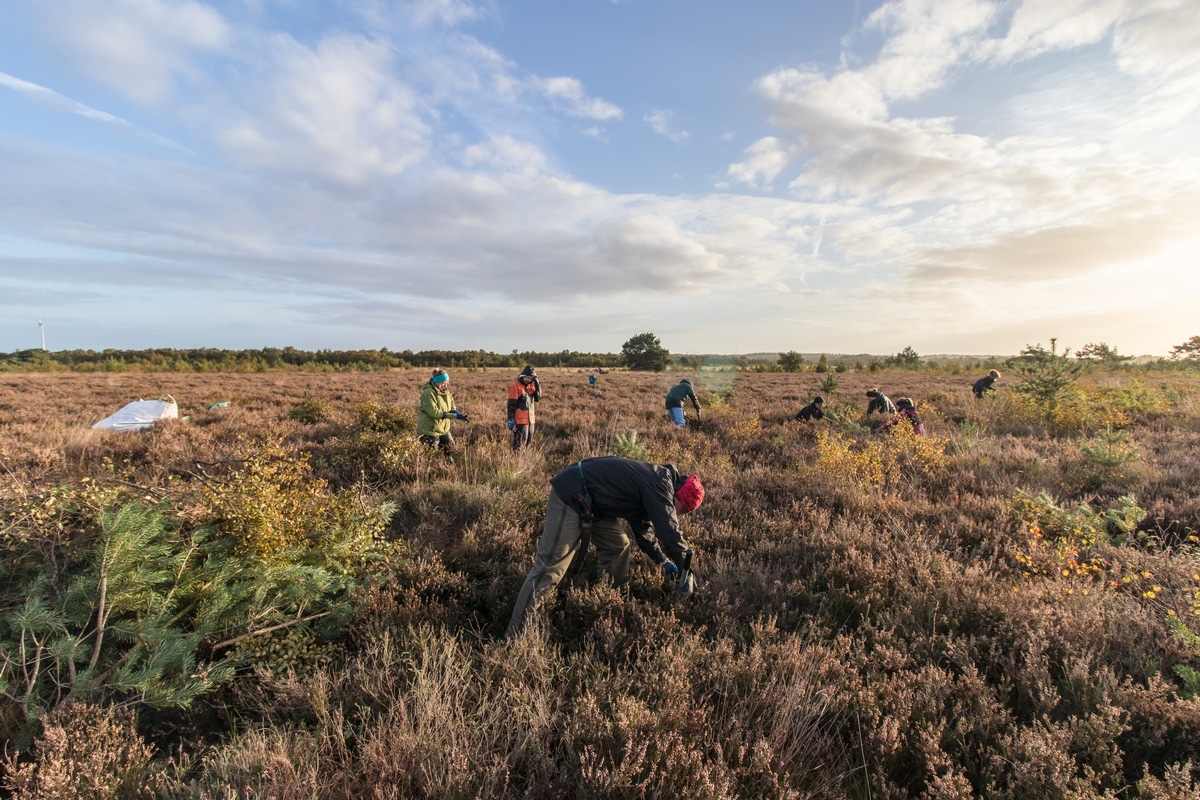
[417,369,469,451]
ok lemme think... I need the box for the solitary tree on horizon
[621,332,671,372]
[778,351,805,372]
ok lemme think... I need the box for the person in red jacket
[507,365,542,450]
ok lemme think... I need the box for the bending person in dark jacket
[972,370,1001,399]
[795,396,824,423]
[865,389,896,417]
[506,457,704,636]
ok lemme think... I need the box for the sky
[1,0,1198,357]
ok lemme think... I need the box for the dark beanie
[520,365,536,377]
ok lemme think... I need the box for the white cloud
[43,0,230,105]
[727,0,1200,304]
[864,0,995,100]
[982,0,1200,80]
[982,0,1127,63]
[727,137,799,187]
[460,135,548,176]
[535,76,622,120]
[756,67,888,130]
[645,110,690,142]
[1112,0,1200,78]
[908,188,1200,285]
[213,33,431,185]
[403,0,491,28]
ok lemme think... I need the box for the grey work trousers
[505,490,632,637]
[512,422,534,450]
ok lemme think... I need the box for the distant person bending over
[879,397,926,436]
[972,370,1001,399]
[417,369,469,452]
[795,395,825,423]
[506,457,704,637]
[865,388,897,417]
[506,365,542,450]
[665,378,702,427]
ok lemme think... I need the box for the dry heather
[1,367,1199,799]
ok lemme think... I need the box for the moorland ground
[1,367,1199,799]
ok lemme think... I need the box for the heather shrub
[1096,379,1169,418]
[288,397,333,424]
[5,368,1200,798]
[197,433,392,566]
[803,426,946,503]
[321,427,427,486]
[1137,761,1200,800]
[1010,490,1147,582]
[308,398,427,486]
[352,398,412,432]
[3,703,171,800]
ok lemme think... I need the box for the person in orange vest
[507,365,542,450]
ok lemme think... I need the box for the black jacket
[549,457,689,565]
[867,393,896,415]
[973,375,996,395]
[796,402,824,422]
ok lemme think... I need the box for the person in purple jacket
[879,397,926,436]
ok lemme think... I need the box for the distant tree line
[0,347,625,373]
[4,335,1198,374]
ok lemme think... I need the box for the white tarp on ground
[91,397,179,431]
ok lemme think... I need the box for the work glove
[506,419,516,430]
[661,560,679,580]
[454,410,470,422]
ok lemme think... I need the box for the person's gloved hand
[661,560,679,580]
[454,410,469,422]
[506,419,516,430]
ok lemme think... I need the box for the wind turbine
[39,319,45,350]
